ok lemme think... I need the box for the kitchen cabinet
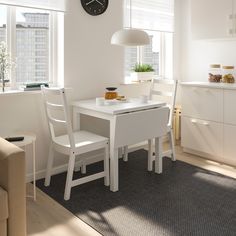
[182,116,223,157]
[224,124,236,162]
[191,0,235,39]
[181,86,223,122]
[224,89,236,125]
[181,82,236,167]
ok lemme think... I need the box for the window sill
[0,89,42,97]
[120,80,152,86]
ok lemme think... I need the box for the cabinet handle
[191,119,209,126]
[203,122,209,126]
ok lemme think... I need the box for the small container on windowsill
[208,64,222,83]
[131,72,155,82]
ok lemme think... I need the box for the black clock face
[81,0,109,16]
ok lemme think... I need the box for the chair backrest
[113,106,169,149]
[41,86,75,149]
[149,77,178,127]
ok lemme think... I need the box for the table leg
[73,109,83,172]
[155,137,163,174]
[32,140,36,201]
[147,139,153,171]
[109,118,119,192]
[110,148,119,192]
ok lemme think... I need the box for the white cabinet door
[223,124,236,166]
[182,116,223,157]
[224,89,236,125]
[191,0,233,39]
[181,86,223,122]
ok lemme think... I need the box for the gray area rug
[36,150,236,236]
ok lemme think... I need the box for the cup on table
[140,95,149,103]
[96,97,105,106]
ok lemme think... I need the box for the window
[0,5,6,42]
[125,31,161,77]
[124,0,174,81]
[16,8,50,83]
[0,3,63,88]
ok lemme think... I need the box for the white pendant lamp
[111,28,150,46]
[111,0,150,46]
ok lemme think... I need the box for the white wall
[178,0,236,82]
[64,0,123,100]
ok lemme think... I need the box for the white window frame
[123,0,174,81]
[125,31,173,80]
[160,32,167,78]
[4,5,59,88]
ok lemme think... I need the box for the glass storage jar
[222,66,235,83]
[104,87,118,100]
[208,64,222,82]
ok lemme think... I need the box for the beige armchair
[0,137,26,236]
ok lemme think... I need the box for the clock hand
[95,0,104,6]
[86,0,95,5]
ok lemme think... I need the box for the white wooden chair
[41,87,109,200]
[112,106,169,179]
[123,78,178,170]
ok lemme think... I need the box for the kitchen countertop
[181,81,236,90]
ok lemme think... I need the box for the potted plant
[131,63,155,82]
[0,42,14,92]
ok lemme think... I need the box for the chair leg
[104,144,110,186]
[168,130,176,161]
[155,137,163,174]
[118,147,123,159]
[74,163,81,172]
[44,144,54,187]
[81,163,87,174]
[75,161,86,174]
[123,146,128,162]
[147,139,153,171]
[64,152,76,201]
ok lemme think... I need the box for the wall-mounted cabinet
[191,0,236,39]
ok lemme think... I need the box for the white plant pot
[131,72,155,82]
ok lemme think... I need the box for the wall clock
[81,0,109,16]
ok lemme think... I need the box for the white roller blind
[0,0,66,12]
[124,0,175,33]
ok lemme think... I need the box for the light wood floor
[27,146,236,236]
[27,185,101,236]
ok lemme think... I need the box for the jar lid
[222,66,234,69]
[106,87,117,91]
[210,64,221,68]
